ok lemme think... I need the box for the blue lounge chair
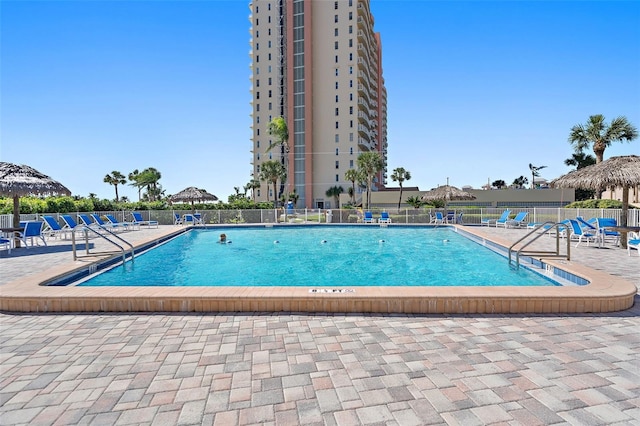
[596,218,620,247]
[481,210,511,227]
[61,214,81,232]
[194,213,205,225]
[378,212,391,224]
[628,232,639,256]
[568,219,596,247]
[42,215,68,239]
[16,221,47,248]
[363,211,375,223]
[131,212,159,228]
[173,213,183,225]
[182,214,196,226]
[430,212,445,224]
[0,236,12,253]
[105,214,139,231]
[505,211,529,228]
[576,216,597,232]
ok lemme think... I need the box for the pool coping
[0,224,636,314]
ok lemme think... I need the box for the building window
[335,95,339,102]
[349,25,352,34]
[335,1,338,9]
[335,55,338,63]
[256,43,259,51]
[268,28,271,35]
[349,66,353,74]
[349,134,353,142]
[335,69,339,76]
[268,53,271,60]
[268,40,271,48]
[335,134,339,142]
[256,91,260,99]
[334,28,338,36]
[349,80,353,87]
[268,15,271,23]
[257,189,261,197]
[335,82,339,89]
[349,53,353,61]
[350,160,354,167]
[336,148,339,155]
[350,147,353,154]
[256,55,259,63]
[349,39,353,47]
[268,3,271,10]
[268,102,272,110]
[268,77,272,85]
[268,65,272,73]
[256,138,260,145]
[335,14,338,23]
[336,174,339,182]
[335,108,339,116]
[336,161,339,169]
[335,41,339,50]
[349,93,353,101]
[336,121,339,129]
[256,104,260,112]
[349,12,352,20]
[256,116,260,124]
[268,90,272,97]
[349,106,353,114]
[350,120,353,128]
[257,165,260,173]
[257,153,260,160]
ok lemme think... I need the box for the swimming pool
[79,226,559,287]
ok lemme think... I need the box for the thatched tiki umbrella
[169,187,218,212]
[551,155,640,248]
[0,162,71,247]
[421,184,476,217]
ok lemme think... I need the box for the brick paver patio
[1,225,639,425]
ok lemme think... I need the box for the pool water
[79,226,558,287]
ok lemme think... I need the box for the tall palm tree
[128,169,144,201]
[245,179,261,203]
[357,152,384,209]
[344,168,361,205]
[569,115,638,163]
[259,160,286,208]
[267,116,289,199]
[138,167,162,201]
[528,163,547,190]
[325,186,344,209]
[103,171,126,202]
[390,167,411,211]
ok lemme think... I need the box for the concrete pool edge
[0,225,636,314]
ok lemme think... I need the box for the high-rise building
[249,0,387,208]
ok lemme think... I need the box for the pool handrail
[508,221,571,269]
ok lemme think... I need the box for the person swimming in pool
[218,233,230,244]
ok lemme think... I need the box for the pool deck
[0,224,637,314]
[1,225,639,425]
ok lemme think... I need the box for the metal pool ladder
[71,225,135,264]
[508,221,570,269]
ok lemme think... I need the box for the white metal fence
[2,207,639,228]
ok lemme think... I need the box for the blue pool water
[79,226,559,287]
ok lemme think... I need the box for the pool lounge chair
[378,212,392,224]
[105,214,139,231]
[481,210,511,227]
[173,213,183,225]
[16,221,47,248]
[505,211,529,228]
[0,236,12,253]
[131,212,159,228]
[568,219,596,247]
[194,213,205,225]
[596,218,620,247]
[42,215,68,240]
[61,214,82,232]
[363,211,375,223]
[86,214,119,232]
[430,212,445,224]
[182,214,196,226]
[627,232,639,257]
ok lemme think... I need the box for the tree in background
[569,114,638,163]
[267,116,290,199]
[344,168,361,205]
[512,176,528,189]
[390,167,411,211]
[564,151,597,200]
[529,163,547,189]
[244,179,261,203]
[325,186,344,209]
[103,171,126,202]
[491,180,506,189]
[128,169,143,201]
[405,195,424,209]
[357,152,384,209]
[138,167,163,201]
[259,160,286,208]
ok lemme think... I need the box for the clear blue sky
[2,0,639,201]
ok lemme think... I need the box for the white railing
[2,208,638,228]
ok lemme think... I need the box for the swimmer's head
[321,240,328,244]
[274,240,280,244]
